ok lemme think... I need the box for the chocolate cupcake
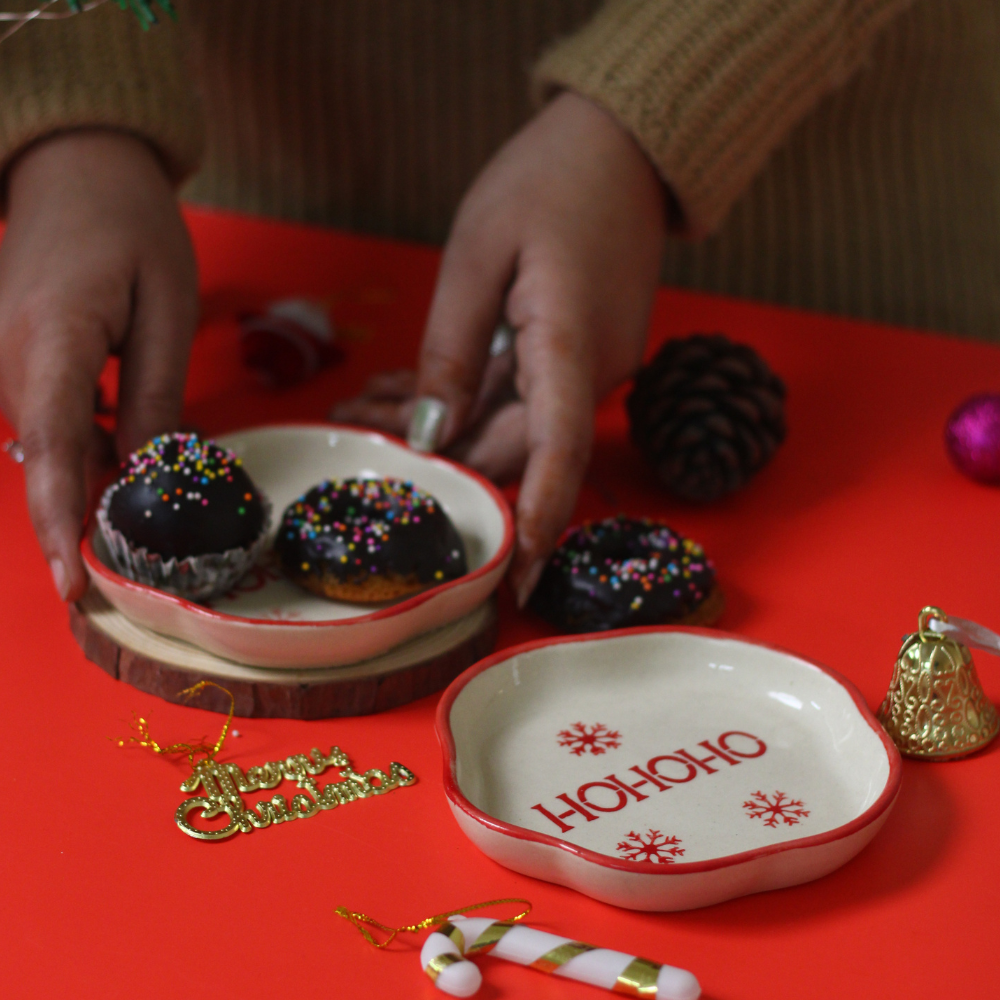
[275,477,467,603]
[528,515,722,633]
[96,433,270,601]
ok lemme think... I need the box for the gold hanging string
[112,682,235,765]
[335,897,532,949]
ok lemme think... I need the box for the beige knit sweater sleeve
[0,2,202,189]
[0,1,912,236]
[535,0,914,236]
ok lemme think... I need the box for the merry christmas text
[175,745,416,840]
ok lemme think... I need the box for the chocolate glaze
[106,433,267,559]
[529,515,715,633]
[275,478,467,593]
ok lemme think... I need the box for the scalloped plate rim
[79,422,514,668]
[436,626,901,905]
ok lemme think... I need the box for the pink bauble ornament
[945,393,1000,483]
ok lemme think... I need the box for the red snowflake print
[743,790,810,828]
[557,722,622,756]
[617,830,685,864]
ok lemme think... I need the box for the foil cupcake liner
[96,485,272,602]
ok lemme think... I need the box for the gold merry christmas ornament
[114,681,417,839]
[878,606,1000,760]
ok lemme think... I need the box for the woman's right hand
[0,130,198,602]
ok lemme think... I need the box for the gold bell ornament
[878,606,1000,760]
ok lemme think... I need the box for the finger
[509,322,594,607]
[84,422,118,500]
[463,347,517,429]
[358,369,417,400]
[115,244,198,457]
[16,322,107,601]
[410,212,517,450]
[329,368,417,433]
[447,399,528,484]
[329,396,415,437]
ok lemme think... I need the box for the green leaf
[114,0,177,28]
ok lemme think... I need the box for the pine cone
[626,333,786,503]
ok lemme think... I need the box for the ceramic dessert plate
[438,628,901,911]
[82,424,513,668]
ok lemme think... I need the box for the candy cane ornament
[419,928,482,998]
[421,915,701,999]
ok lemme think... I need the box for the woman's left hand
[332,90,667,605]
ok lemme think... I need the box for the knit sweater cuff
[534,0,908,236]
[0,3,203,190]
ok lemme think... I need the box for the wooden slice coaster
[70,588,498,719]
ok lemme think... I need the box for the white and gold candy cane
[422,914,701,999]
[419,922,482,998]
[336,897,527,998]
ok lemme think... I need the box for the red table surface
[2,208,999,1000]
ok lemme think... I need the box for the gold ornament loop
[113,681,235,765]
[918,605,948,640]
[334,898,532,949]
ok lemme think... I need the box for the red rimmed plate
[82,424,513,668]
[436,627,901,911]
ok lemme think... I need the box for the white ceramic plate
[437,628,901,911]
[82,424,513,668]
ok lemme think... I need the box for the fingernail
[49,557,69,601]
[515,557,547,610]
[408,396,448,452]
[2,438,24,463]
[490,321,515,357]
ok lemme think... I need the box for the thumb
[408,220,515,452]
[17,326,107,602]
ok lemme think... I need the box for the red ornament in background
[239,299,344,387]
[945,393,1000,483]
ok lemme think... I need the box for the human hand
[334,90,666,604]
[0,131,198,601]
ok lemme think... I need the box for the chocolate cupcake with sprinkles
[528,515,722,633]
[275,477,467,603]
[96,433,271,601]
